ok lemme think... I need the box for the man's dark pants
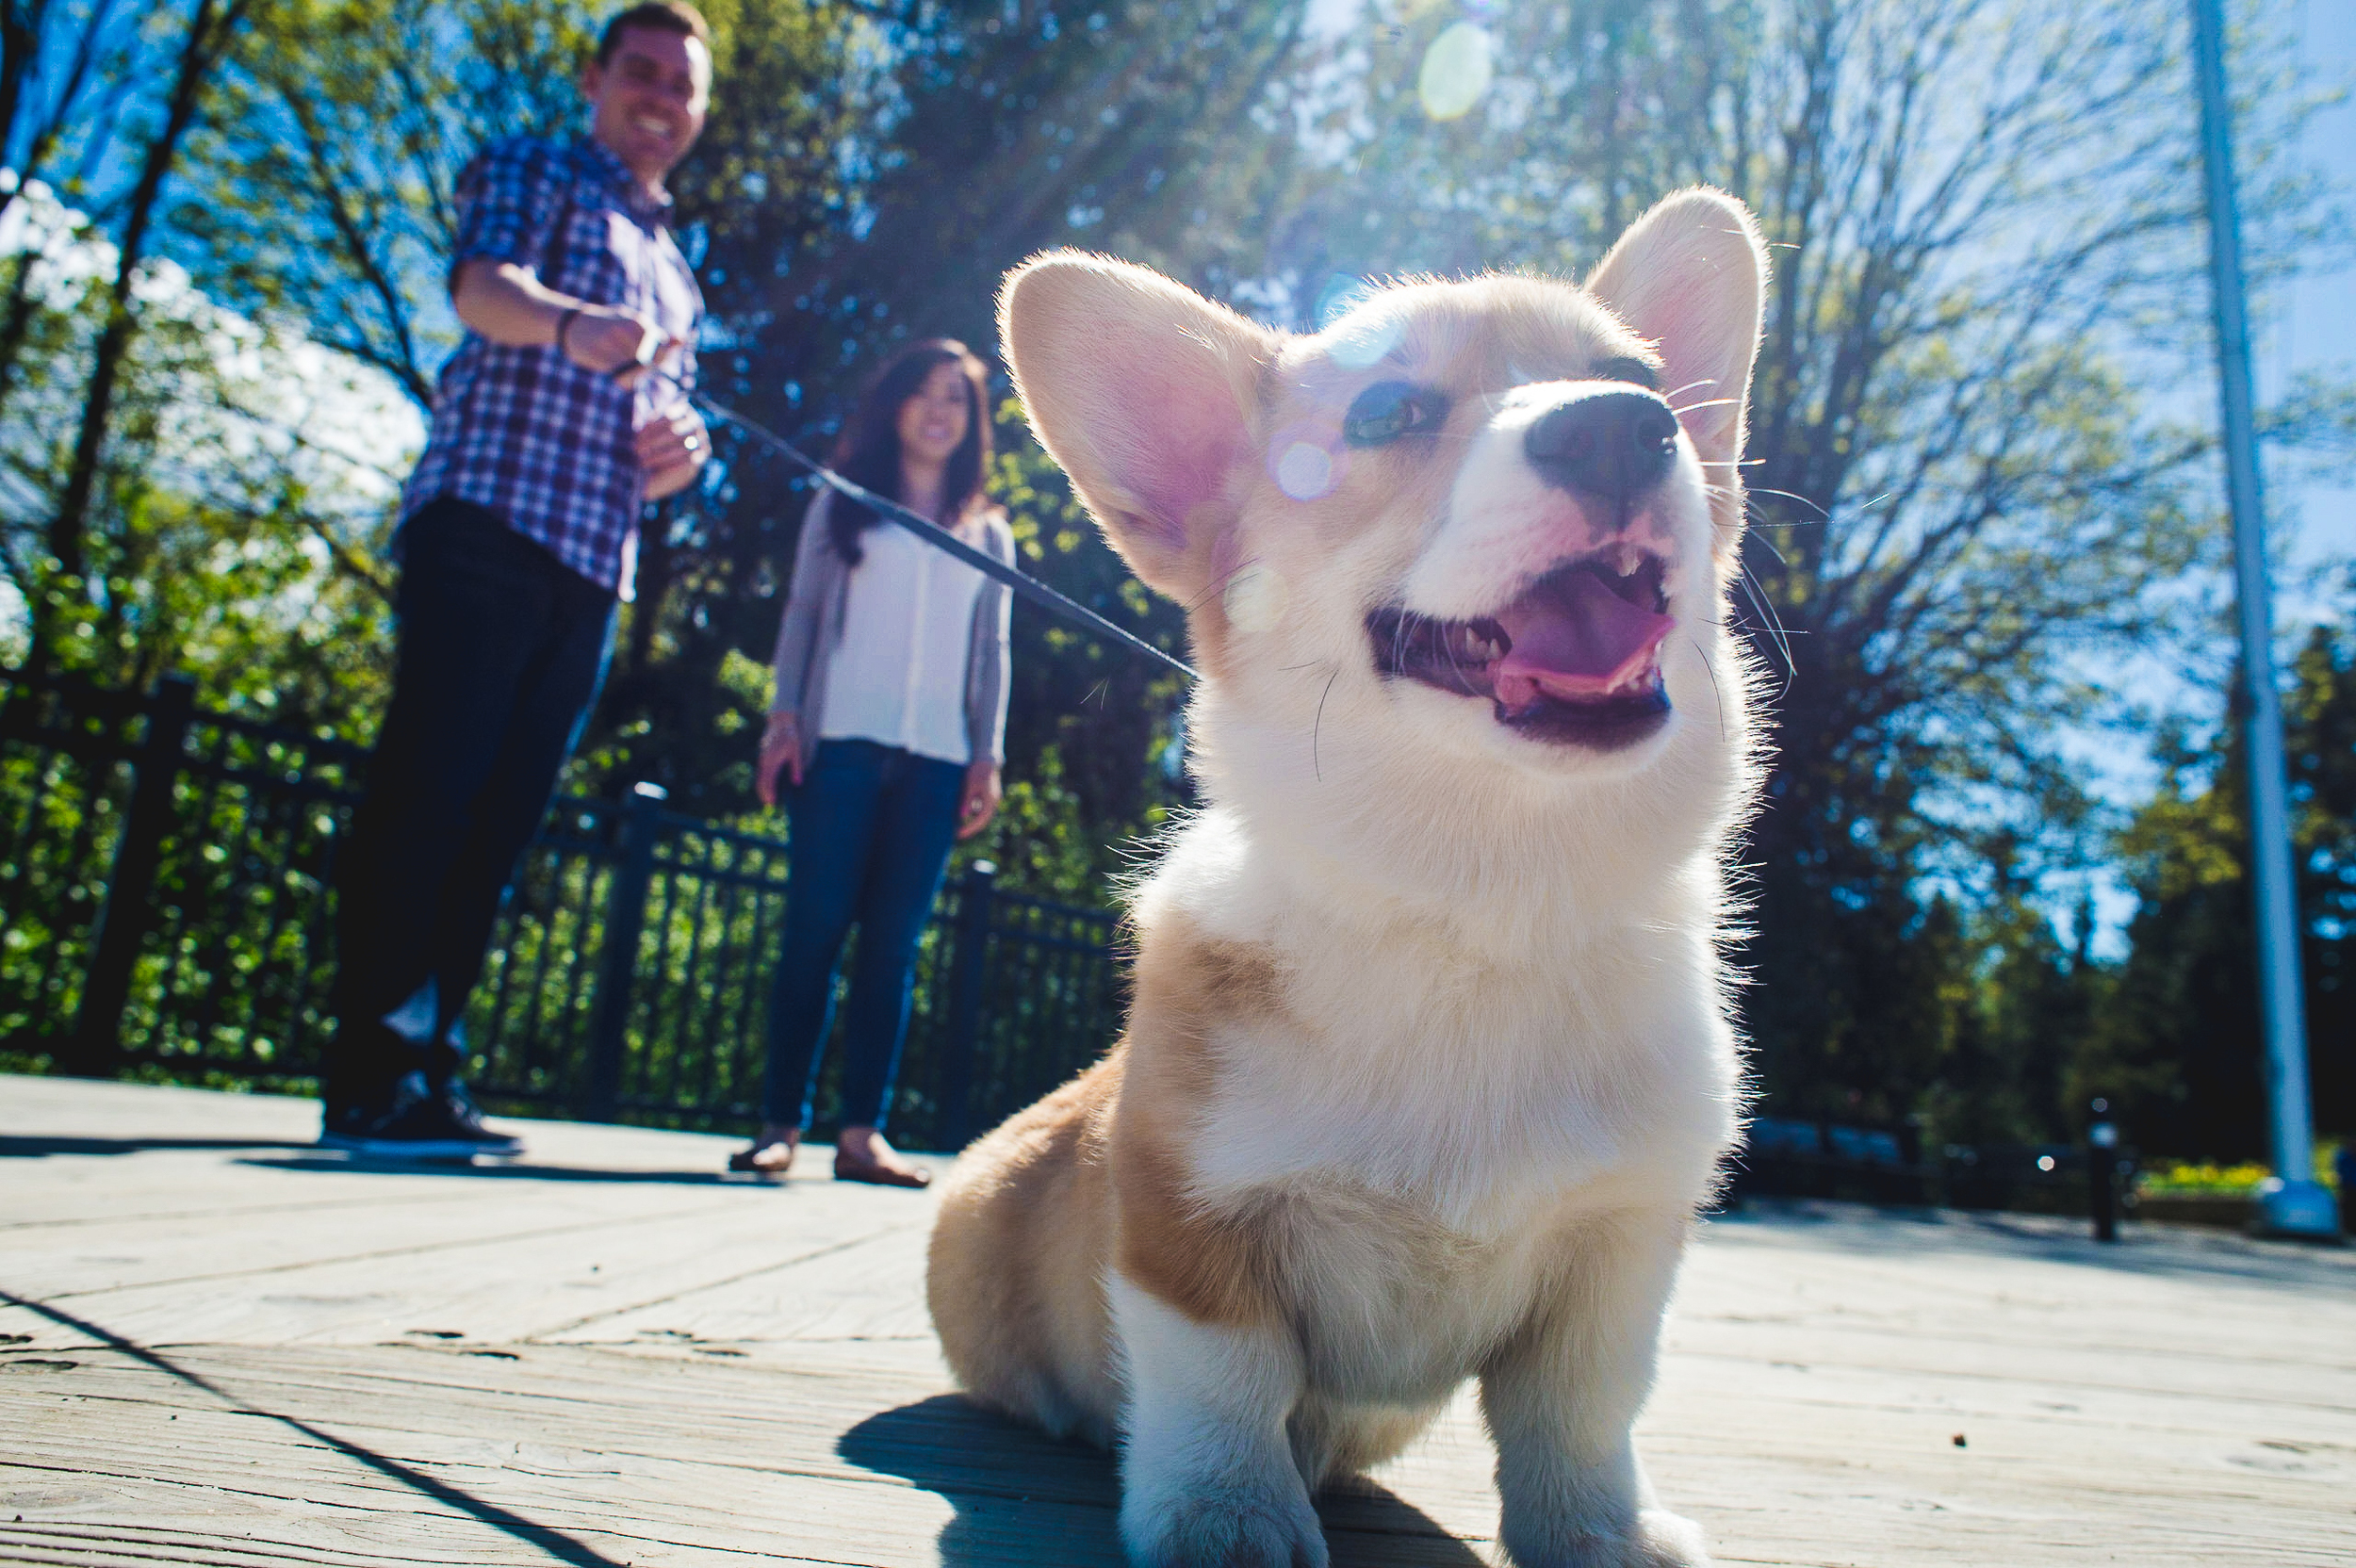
[327,498,616,1106]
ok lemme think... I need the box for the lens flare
[1325,308,1404,370]
[1418,22,1493,122]
[1275,440,1336,500]
[1314,272,1377,328]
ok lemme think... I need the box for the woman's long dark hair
[826,338,993,565]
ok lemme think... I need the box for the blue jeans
[329,498,616,1103]
[762,739,965,1130]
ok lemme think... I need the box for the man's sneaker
[320,1071,523,1160]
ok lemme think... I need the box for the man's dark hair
[596,1,710,65]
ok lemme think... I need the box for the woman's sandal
[832,1152,931,1188]
[727,1137,796,1179]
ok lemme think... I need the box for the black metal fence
[1730,1115,2140,1217]
[0,668,1125,1148]
[0,668,2155,1217]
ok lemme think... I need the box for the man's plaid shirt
[400,135,702,597]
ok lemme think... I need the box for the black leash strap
[661,373,1197,682]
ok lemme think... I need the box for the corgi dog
[927,188,1769,1568]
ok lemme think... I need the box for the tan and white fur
[928,189,1770,1568]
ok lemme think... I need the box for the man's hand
[451,259,672,386]
[957,760,1001,841]
[757,711,803,808]
[562,309,672,386]
[635,406,710,499]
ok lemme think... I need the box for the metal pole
[2087,1100,2119,1245]
[2188,0,2338,1238]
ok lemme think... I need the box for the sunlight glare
[1418,23,1493,122]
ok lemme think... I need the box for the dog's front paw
[1119,1481,1329,1568]
[1629,1509,1710,1567]
[1498,1508,1710,1568]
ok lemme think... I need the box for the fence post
[67,675,196,1077]
[940,860,996,1150]
[2088,1097,2121,1244]
[582,782,666,1122]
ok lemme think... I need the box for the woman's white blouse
[817,518,988,766]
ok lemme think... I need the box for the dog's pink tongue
[1492,569,1674,709]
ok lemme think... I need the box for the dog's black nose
[1523,391,1680,501]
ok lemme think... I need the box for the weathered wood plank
[6,1076,2353,1568]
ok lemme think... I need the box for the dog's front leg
[1109,1273,1327,1568]
[1479,1216,1709,1568]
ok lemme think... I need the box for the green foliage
[2084,612,2356,1157]
[0,185,399,734]
[180,0,601,404]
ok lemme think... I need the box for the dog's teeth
[1610,543,1644,577]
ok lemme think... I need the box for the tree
[0,0,412,724]
[0,179,408,718]
[0,0,130,424]
[2092,612,2356,1159]
[1259,0,2354,1129]
[44,0,252,601]
[185,0,622,410]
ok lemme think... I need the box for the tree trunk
[0,244,40,419]
[0,1,39,218]
[44,0,245,596]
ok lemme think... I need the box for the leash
[642,366,1197,682]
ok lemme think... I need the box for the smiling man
[321,2,716,1157]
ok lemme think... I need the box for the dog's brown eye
[1591,356,1661,390]
[1344,381,1450,447]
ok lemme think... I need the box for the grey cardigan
[768,490,1014,769]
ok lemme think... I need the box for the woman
[735,339,1013,1185]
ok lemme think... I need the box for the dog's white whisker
[1312,665,1339,782]
[1693,637,1726,742]
[1742,484,1830,519]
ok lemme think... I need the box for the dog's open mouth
[1367,550,1676,747]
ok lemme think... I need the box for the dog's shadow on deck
[841,1395,1491,1567]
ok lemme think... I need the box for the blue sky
[2270,0,2356,622]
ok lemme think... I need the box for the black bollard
[2088,1097,2120,1244]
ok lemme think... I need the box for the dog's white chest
[1280,1184,1586,1403]
[1184,921,1735,1234]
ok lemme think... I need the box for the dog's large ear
[1585,188,1767,467]
[1001,253,1278,599]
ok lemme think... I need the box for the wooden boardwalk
[2,1075,2350,1567]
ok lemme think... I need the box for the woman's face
[897,361,973,470]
